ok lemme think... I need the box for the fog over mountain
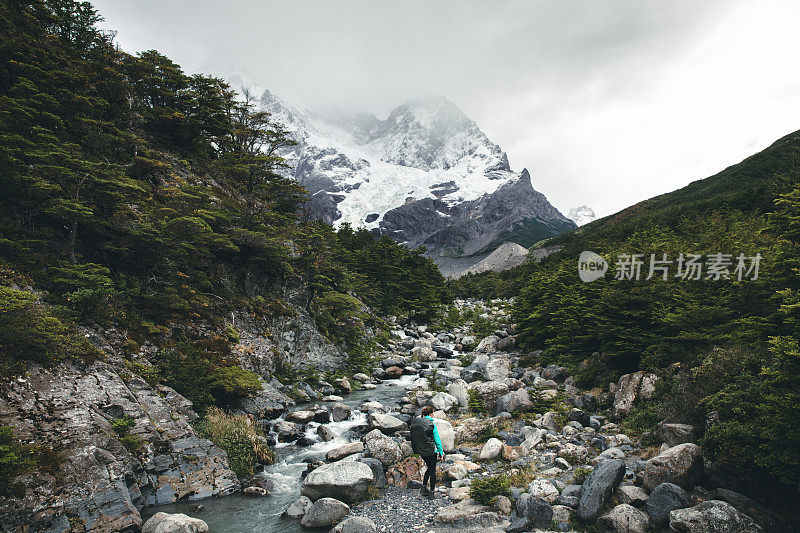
[260,90,575,275]
[95,0,800,219]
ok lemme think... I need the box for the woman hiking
[409,405,444,498]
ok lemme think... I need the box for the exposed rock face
[637,443,704,491]
[567,205,597,226]
[669,500,762,532]
[233,303,346,373]
[0,362,238,532]
[236,381,294,419]
[612,371,658,418]
[301,459,374,503]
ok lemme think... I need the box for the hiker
[409,405,444,498]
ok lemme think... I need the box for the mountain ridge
[258,90,574,274]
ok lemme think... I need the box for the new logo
[578,251,608,282]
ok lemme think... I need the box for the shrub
[458,352,475,367]
[197,408,275,478]
[701,336,800,493]
[110,416,142,454]
[467,389,487,415]
[0,287,100,380]
[470,315,496,338]
[469,474,511,504]
[48,262,117,320]
[0,425,60,497]
[572,467,592,485]
[157,339,262,411]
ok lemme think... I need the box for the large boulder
[301,459,374,503]
[497,335,516,352]
[142,513,209,533]
[484,355,512,381]
[300,497,351,528]
[478,438,503,461]
[612,371,657,418]
[637,443,704,491]
[516,493,553,529]
[368,412,406,434]
[434,418,455,452]
[712,488,788,531]
[616,485,648,507]
[411,345,437,362]
[446,381,470,407]
[363,429,402,466]
[656,422,696,447]
[495,389,533,415]
[331,516,378,533]
[357,457,388,489]
[475,335,501,353]
[327,441,365,461]
[473,381,510,414]
[330,402,352,422]
[433,499,505,528]
[430,392,459,412]
[541,364,568,382]
[669,500,762,532]
[576,458,626,522]
[527,479,560,504]
[599,504,650,533]
[645,482,691,527]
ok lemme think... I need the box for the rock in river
[301,459,374,504]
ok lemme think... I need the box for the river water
[142,373,419,532]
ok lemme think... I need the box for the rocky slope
[264,299,787,533]
[0,293,348,531]
[259,91,575,274]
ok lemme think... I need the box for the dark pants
[422,454,437,490]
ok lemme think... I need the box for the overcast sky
[94,0,800,218]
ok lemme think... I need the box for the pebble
[349,487,449,532]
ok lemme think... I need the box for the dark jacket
[409,416,443,456]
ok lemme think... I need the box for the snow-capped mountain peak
[258,89,575,275]
[259,90,515,228]
[567,205,597,226]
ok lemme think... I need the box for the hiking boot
[425,488,436,499]
[420,486,430,497]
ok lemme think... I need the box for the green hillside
[451,131,800,498]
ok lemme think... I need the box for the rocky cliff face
[0,361,239,531]
[0,294,347,531]
[259,91,575,273]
